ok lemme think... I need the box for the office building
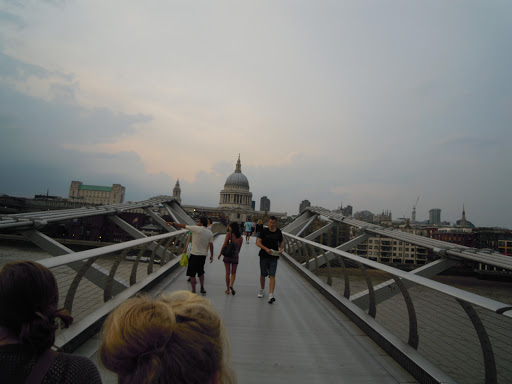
[260,196,270,211]
[299,199,311,213]
[429,209,441,225]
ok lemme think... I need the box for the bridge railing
[37,229,190,352]
[282,232,512,384]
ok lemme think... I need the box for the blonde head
[99,291,235,384]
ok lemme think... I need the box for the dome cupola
[224,155,250,188]
[219,154,253,210]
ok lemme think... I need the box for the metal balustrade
[281,231,512,384]
[37,229,190,351]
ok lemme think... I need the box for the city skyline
[1,2,511,229]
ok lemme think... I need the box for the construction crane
[412,196,420,222]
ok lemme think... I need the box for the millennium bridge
[1,196,511,384]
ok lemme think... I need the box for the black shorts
[187,254,207,277]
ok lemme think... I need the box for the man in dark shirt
[256,216,283,304]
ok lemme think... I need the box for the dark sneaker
[200,287,206,294]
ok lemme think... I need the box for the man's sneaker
[268,293,276,304]
[257,289,264,298]
[200,287,206,294]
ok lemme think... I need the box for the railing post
[105,249,130,302]
[456,299,497,384]
[391,275,418,349]
[64,258,97,314]
[130,243,152,286]
[358,263,376,318]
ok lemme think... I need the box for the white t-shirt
[185,225,213,256]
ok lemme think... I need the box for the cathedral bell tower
[173,179,181,203]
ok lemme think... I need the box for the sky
[0,1,511,229]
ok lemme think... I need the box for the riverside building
[68,181,125,205]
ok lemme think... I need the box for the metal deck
[81,235,417,384]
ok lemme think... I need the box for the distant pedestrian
[255,219,263,238]
[218,222,243,295]
[256,216,283,304]
[244,221,253,243]
[167,217,213,294]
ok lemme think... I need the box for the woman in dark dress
[0,261,102,384]
[218,222,244,295]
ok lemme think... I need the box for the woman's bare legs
[229,263,238,295]
[223,262,230,294]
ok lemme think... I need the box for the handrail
[38,230,187,269]
[0,196,178,231]
[305,207,512,270]
[282,232,512,318]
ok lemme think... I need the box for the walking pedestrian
[256,216,283,304]
[184,230,192,282]
[167,217,213,294]
[254,219,263,238]
[218,222,243,295]
[244,221,253,243]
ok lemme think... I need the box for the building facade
[219,155,253,210]
[68,181,125,205]
[183,155,286,222]
[260,196,270,211]
[173,179,182,203]
[299,199,311,213]
[429,209,441,225]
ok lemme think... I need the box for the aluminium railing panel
[282,232,512,384]
[37,229,189,332]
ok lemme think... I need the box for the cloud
[0,1,512,229]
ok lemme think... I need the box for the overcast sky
[1,1,511,228]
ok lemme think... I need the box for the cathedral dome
[225,172,249,188]
[219,155,252,210]
[223,155,249,189]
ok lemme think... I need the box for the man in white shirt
[167,217,214,294]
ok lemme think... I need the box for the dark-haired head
[0,261,73,353]
[198,216,208,227]
[229,222,241,238]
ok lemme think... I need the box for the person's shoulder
[56,352,98,368]
[203,226,213,237]
[54,353,102,383]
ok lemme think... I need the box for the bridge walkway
[76,234,417,383]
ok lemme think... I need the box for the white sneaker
[268,293,275,304]
[257,289,264,298]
